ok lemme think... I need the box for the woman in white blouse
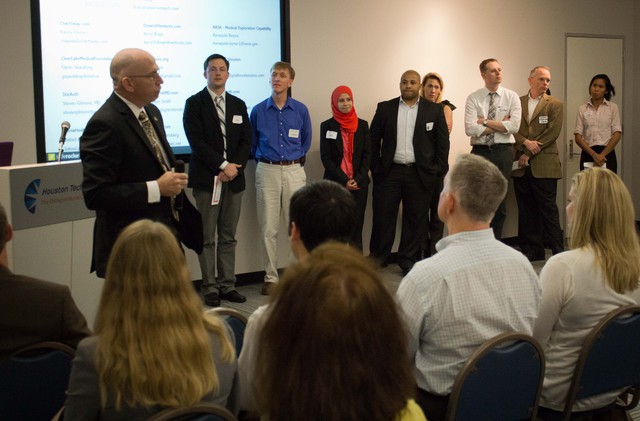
[574,74,621,173]
[534,168,640,415]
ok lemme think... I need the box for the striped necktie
[486,92,497,146]
[215,96,227,159]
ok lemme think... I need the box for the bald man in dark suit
[81,48,195,277]
[369,70,450,275]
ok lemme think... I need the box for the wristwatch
[483,119,489,126]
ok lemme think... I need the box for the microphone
[174,160,185,211]
[57,121,71,163]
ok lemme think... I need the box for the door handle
[568,138,579,158]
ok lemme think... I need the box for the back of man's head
[289,180,357,252]
[0,202,8,252]
[446,154,507,223]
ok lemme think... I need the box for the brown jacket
[513,93,563,179]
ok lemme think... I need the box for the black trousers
[423,176,445,258]
[416,387,449,421]
[580,145,617,173]
[369,164,434,272]
[348,185,368,252]
[513,167,564,255]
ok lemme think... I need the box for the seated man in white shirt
[396,154,541,421]
[237,180,357,413]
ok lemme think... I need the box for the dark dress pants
[369,164,432,272]
[349,185,368,252]
[513,166,564,256]
[471,144,513,239]
[580,145,617,173]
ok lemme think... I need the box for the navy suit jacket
[183,88,252,193]
[370,97,450,189]
[80,93,199,277]
[319,117,371,188]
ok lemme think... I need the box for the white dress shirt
[464,86,522,145]
[393,98,418,164]
[574,99,622,147]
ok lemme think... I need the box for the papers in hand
[583,162,606,169]
[211,176,222,205]
[512,160,528,170]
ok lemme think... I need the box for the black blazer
[80,93,198,277]
[319,117,371,188]
[183,89,252,193]
[370,97,450,189]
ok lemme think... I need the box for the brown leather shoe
[261,282,274,296]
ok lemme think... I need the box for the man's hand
[223,163,242,179]
[518,154,530,168]
[523,139,543,155]
[158,171,188,196]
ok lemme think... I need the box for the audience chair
[148,403,238,421]
[446,332,545,421]
[0,341,75,419]
[206,307,248,357]
[549,305,640,421]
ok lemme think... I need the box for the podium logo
[24,179,41,214]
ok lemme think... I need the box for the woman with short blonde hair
[65,220,237,419]
[534,168,640,415]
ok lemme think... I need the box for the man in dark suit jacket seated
[80,48,193,277]
[369,70,450,275]
[0,203,90,360]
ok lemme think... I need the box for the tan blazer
[513,93,563,179]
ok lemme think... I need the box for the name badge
[426,122,434,131]
[232,115,243,124]
[326,130,338,139]
[289,129,300,139]
[539,116,548,124]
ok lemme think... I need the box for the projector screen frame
[31,0,291,163]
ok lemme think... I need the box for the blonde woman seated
[65,220,237,420]
[252,242,425,421]
[534,168,640,415]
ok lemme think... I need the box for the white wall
[2,0,639,259]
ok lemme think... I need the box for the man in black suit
[0,202,90,360]
[183,54,251,307]
[369,70,450,275]
[80,48,190,278]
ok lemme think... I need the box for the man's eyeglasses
[126,70,161,81]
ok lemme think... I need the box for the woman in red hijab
[320,86,372,251]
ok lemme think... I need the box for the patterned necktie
[138,110,169,171]
[486,92,497,146]
[215,96,227,159]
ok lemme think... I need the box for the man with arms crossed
[465,58,522,238]
[513,66,564,261]
[80,48,190,277]
[250,61,312,295]
[397,154,540,421]
[369,70,449,276]
[0,202,90,360]
[183,54,252,306]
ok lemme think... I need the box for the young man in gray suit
[183,54,252,306]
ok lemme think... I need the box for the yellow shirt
[396,399,427,421]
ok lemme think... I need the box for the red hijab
[331,86,358,133]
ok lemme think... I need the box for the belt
[392,162,415,167]
[472,143,512,150]
[259,158,302,166]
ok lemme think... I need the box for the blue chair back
[0,341,74,420]
[446,332,544,421]
[207,307,247,357]
[561,305,640,418]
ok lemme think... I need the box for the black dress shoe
[220,290,246,303]
[204,292,220,307]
